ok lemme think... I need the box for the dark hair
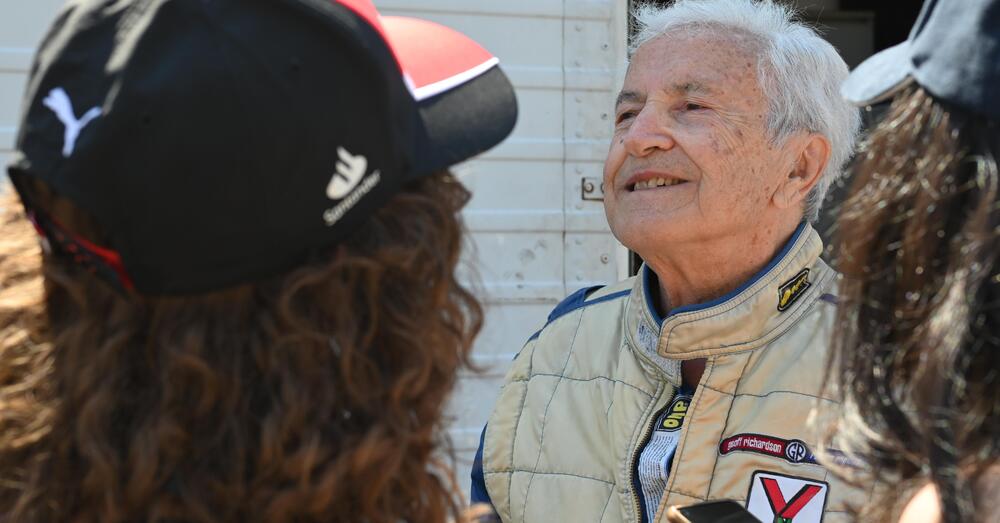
[0,171,482,522]
[823,87,1000,522]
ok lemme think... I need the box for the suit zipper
[629,388,670,523]
[649,361,713,522]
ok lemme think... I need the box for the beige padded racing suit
[480,224,866,523]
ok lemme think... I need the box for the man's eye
[616,111,636,124]
[683,102,706,111]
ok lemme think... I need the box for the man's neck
[644,221,802,317]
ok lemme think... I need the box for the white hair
[631,0,861,222]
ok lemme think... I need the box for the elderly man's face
[604,30,797,257]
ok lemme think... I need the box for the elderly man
[471,0,862,522]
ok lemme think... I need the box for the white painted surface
[0,0,630,497]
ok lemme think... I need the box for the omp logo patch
[777,269,811,312]
[657,395,689,431]
[746,471,828,523]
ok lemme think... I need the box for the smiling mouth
[630,178,687,191]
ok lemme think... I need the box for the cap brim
[841,41,915,107]
[381,16,517,174]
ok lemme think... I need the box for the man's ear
[773,133,831,210]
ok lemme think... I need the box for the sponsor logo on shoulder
[777,268,811,312]
[719,433,817,465]
[746,470,828,523]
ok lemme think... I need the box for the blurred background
[0,0,923,493]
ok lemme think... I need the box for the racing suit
[472,223,864,523]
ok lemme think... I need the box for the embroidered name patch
[746,471,828,523]
[719,433,816,464]
[777,269,811,312]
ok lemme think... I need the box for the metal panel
[0,0,66,47]
[0,71,28,134]
[562,6,629,294]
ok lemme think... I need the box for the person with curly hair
[0,0,517,521]
[822,0,1000,521]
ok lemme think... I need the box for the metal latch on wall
[581,177,605,201]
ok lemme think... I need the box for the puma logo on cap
[43,87,101,157]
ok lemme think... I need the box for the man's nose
[623,107,676,157]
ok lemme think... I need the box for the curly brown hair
[0,171,482,523]
[822,87,1000,522]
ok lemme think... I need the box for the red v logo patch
[762,478,822,521]
[745,471,829,523]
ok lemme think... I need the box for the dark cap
[841,0,1000,120]
[7,0,518,295]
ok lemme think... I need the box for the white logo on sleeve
[327,147,368,199]
[746,471,828,523]
[43,87,102,157]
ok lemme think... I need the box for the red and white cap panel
[380,16,499,101]
[334,0,500,102]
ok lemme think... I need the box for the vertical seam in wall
[561,0,569,297]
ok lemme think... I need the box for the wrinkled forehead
[632,23,766,65]
[624,26,767,106]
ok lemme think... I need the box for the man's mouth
[630,177,687,191]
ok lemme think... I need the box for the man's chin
[609,218,696,258]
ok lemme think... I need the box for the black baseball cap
[7,0,517,295]
[841,0,1000,120]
